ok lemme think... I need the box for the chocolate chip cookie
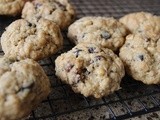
[67,17,128,51]
[55,43,125,98]
[22,0,75,30]
[119,34,160,84]
[1,18,63,61]
[0,0,28,16]
[119,12,158,33]
[0,57,51,120]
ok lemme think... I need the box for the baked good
[55,43,125,98]
[137,15,160,40]
[119,34,160,84]
[67,17,128,51]
[1,18,63,61]
[0,0,28,16]
[22,0,75,30]
[0,57,51,120]
[119,12,157,33]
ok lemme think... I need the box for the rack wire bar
[0,0,160,119]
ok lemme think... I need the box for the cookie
[55,43,125,98]
[0,57,51,120]
[0,0,28,16]
[119,12,157,33]
[119,34,160,85]
[137,15,160,40]
[22,0,75,30]
[1,18,63,61]
[67,17,128,51]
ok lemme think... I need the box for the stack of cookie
[119,12,160,85]
[55,17,128,98]
[0,0,76,119]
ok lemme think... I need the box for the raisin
[100,31,111,40]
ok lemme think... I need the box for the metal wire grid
[0,0,159,119]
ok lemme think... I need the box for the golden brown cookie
[68,17,128,51]
[119,34,160,85]
[22,0,76,29]
[1,18,63,61]
[0,57,51,120]
[55,43,125,98]
[0,0,28,16]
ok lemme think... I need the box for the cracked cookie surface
[22,0,75,30]
[0,57,51,120]
[55,43,125,98]
[0,0,28,16]
[119,34,160,84]
[68,17,128,51]
[1,18,63,61]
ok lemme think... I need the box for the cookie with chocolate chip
[55,43,125,98]
[67,17,128,51]
[1,18,63,61]
[119,34,160,84]
[0,57,51,120]
[22,0,75,30]
[0,0,28,16]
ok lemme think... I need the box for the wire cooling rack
[0,0,160,120]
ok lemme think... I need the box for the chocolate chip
[82,68,90,75]
[138,55,144,61]
[145,38,151,42]
[28,22,32,27]
[28,22,36,27]
[88,47,95,53]
[100,31,111,40]
[73,48,83,57]
[49,9,55,14]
